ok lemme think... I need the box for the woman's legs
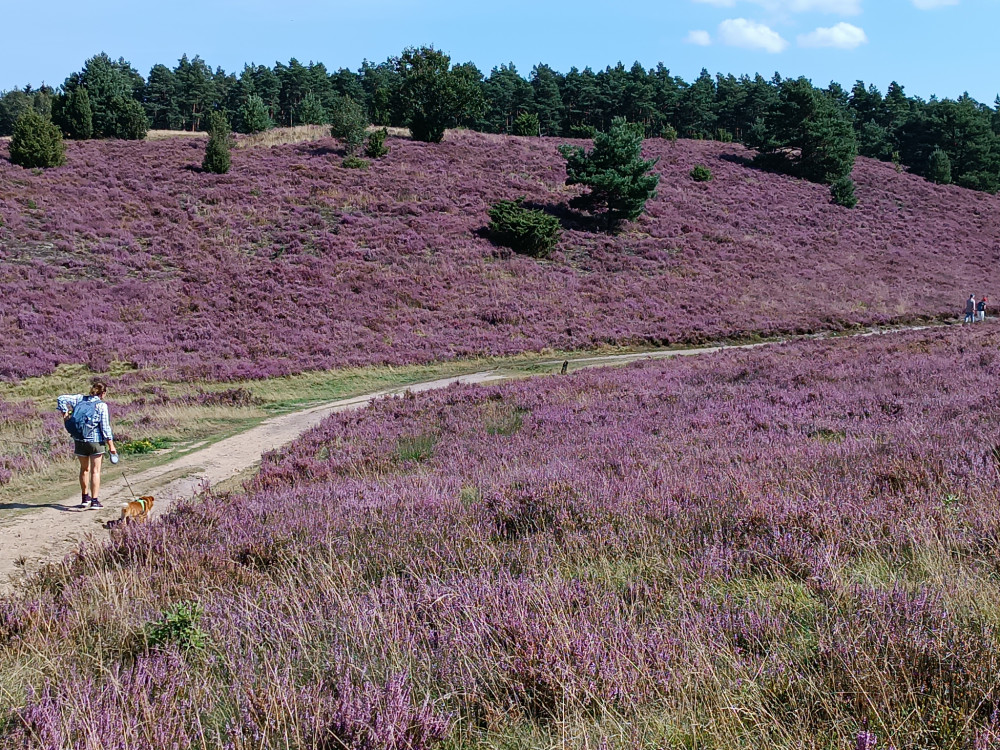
[77,456,90,496]
[88,454,103,500]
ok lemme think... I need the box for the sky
[1,0,996,104]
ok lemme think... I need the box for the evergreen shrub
[512,111,540,136]
[830,176,858,208]
[239,94,272,134]
[9,110,66,168]
[364,127,390,159]
[488,198,561,258]
[329,96,367,156]
[202,111,232,174]
[558,117,660,231]
[927,148,952,185]
[112,97,149,141]
[690,164,713,182]
[343,155,370,170]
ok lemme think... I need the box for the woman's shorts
[74,441,106,457]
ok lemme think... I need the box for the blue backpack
[65,398,101,442]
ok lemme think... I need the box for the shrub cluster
[488,198,561,258]
[9,110,66,169]
[690,164,712,182]
[329,95,367,157]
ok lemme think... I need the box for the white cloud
[718,18,789,52]
[798,22,868,48]
[694,0,861,14]
[785,0,861,12]
[686,30,713,45]
[912,0,958,7]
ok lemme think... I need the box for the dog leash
[121,468,138,499]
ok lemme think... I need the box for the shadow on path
[0,503,76,512]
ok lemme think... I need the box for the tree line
[2,47,999,193]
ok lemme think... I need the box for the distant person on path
[57,382,117,510]
[977,296,988,322]
[965,294,976,324]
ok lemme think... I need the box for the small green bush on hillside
[9,110,65,168]
[202,111,232,174]
[364,127,390,159]
[488,198,561,258]
[831,175,858,208]
[690,164,713,182]
[329,95,367,156]
[343,155,370,170]
[111,96,149,141]
[928,148,952,185]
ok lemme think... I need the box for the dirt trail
[0,327,937,590]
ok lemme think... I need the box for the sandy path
[0,372,503,589]
[0,326,939,589]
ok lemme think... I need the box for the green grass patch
[396,433,437,463]
[118,437,171,455]
[484,405,528,436]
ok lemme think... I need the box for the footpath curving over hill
[1,130,998,381]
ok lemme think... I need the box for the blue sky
[1,0,996,104]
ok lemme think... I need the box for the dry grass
[234,125,331,150]
[144,130,208,141]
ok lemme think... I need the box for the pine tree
[297,92,328,125]
[395,46,485,143]
[927,148,952,184]
[238,94,272,134]
[144,64,183,130]
[329,95,367,155]
[558,117,660,231]
[364,127,390,158]
[511,111,539,136]
[530,64,563,136]
[9,110,66,168]
[61,87,93,139]
[748,77,856,184]
[830,176,858,208]
[110,97,149,140]
[64,53,144,138]
[202,111,231,174]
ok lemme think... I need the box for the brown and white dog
[106,496,155,529]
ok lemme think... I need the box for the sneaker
[75,496,92,509]
[89,499,104,510]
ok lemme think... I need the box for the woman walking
[57,382,117,510]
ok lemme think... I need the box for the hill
[1,130,998,381]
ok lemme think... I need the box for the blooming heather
[2,326,1000,747]
[1,132,998,382]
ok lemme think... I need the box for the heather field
[3,327,1000,748]
[2,130,999,384]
